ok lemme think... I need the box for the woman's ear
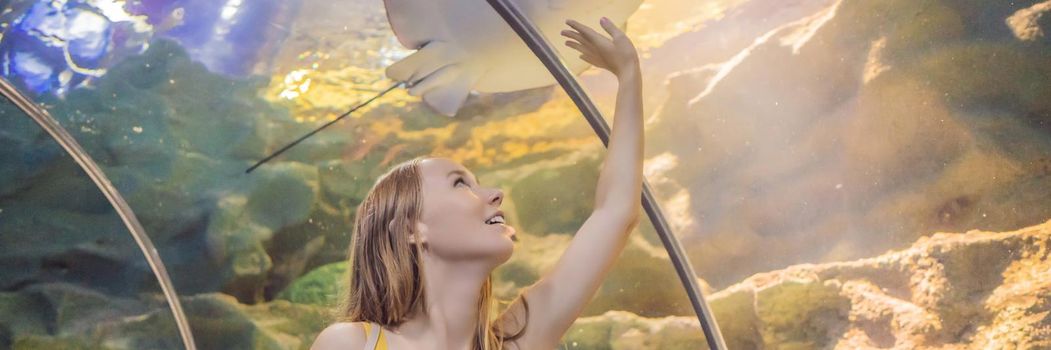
[408,221,429,245]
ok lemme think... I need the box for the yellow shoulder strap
[376,324,388,350]
[362,322,381,350]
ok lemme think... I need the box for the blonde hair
[337,156,528,349]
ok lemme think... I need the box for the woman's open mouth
[487,219,515,234]
[485,212,516,239]
[484,213,505,225]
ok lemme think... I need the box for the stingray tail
[386,41,482,117]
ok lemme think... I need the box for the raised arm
[500,17,644,349]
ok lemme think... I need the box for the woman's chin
[502,225,517,241]
[499,225,517,248]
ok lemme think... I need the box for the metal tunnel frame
[484,1,729,349]
[0,78,198,350]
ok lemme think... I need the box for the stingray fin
[406,63,482,117]
[387,39,480,117]
[386,41,462,85]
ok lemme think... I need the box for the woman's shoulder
[310,321,368,350]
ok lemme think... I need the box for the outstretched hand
[561,17,639,79]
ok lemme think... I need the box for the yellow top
[361,322,389,350]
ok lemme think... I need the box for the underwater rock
[506,154,602,236]
[0,200,156,298]
[276,260,347,307]
[563,219,1051,349]
[0,283,328,350]
[0,38,339,304]
[563,310,708,349]
[646,0,1051,288]
[1007,0,1051,43]
[0,103,68,198]
[577,233,697,317]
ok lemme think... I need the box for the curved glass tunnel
[0,89,187,348]
[2,0,1051,349]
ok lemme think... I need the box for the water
[1,0,1049,349]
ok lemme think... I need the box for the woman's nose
[489,188,504,206]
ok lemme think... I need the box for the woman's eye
[455,178,467,187]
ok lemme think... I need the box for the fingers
[560,29,586,44]
[565,38,604,67]
[599,17,624,38]
[564,40,596,57]
[561,17,630,71]
[564,40,584,52]
[565,19,610,45]
[561,28,601,58]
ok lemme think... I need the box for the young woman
[311,17,644,350]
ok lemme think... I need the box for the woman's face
[415,157,515,264]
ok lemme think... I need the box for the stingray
[247,0,641,172]
[384,0,642,116]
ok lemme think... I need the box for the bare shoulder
[311,322,367,350]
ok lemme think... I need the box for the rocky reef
[561,219,1051,349]
[0,284,329,349]
[636,0,1051,290]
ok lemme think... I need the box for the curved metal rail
[0,78,198,350]
[483,1,728,348]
